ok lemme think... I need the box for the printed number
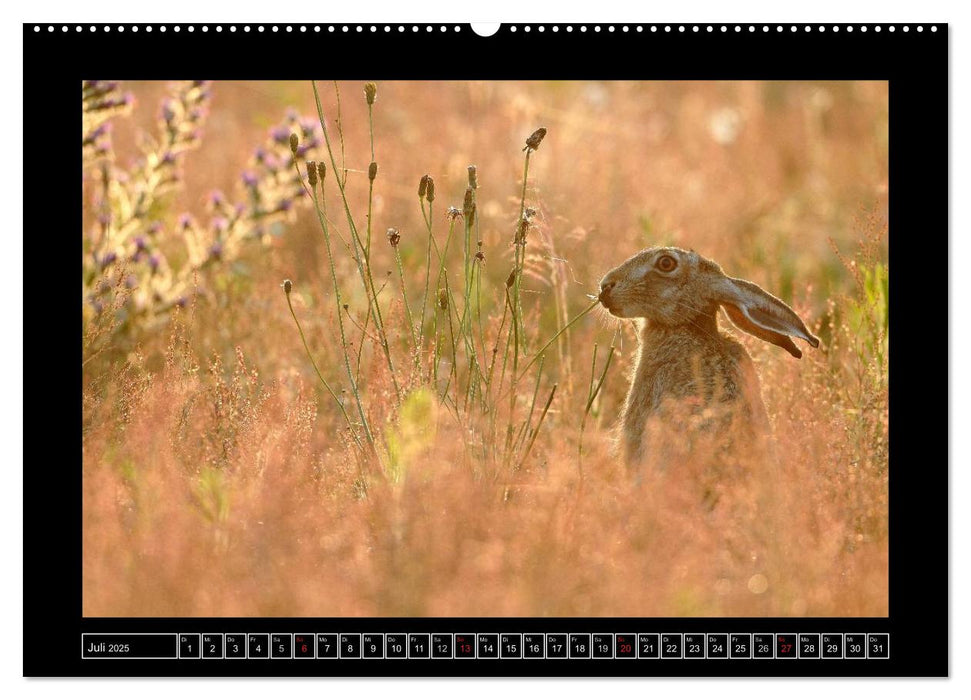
[850,644,861,653]
[483,644,494,653]
[872,644,884,653]
[437,644,448,653]
[665,644,677,653]
[804,644,815,653]
[781,644,792,653]
[209,644,216,654]
[734,644,745,653]
[460,644,471,653]
[711,644,724,654]
[231,644,239,653]
[529,644,540,653]
[688,644,700,653]
[757,644,770,653]
[576,644,586,653]
[301,644,308,653]
[620,644,632,653]
[255,645,262,653]
[390,644,402,653]
[550,644,563,653]
[826,644,838,653]
[508,644,518,653]
[597,644,609,654]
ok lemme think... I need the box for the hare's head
[599,246,820,358]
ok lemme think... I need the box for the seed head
[524,126,547,152]
[475,251,485,262]
[468,164,478,190]
[307,160,318,187]
[317,161,327,182]
[438,288,449,310]
[289,133,299,156]
[463,187,476,226]
[418,174,429,198]
[425,176,436,203]
[506,269,517,288]
[283,279,292,294]
[387,227,401,247]
[368,161,378,182]
[364,82,377,105]
[515,218,529,245]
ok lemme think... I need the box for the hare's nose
[599,279,616,301]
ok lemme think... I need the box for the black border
[25,22,947,677]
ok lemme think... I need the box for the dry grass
[82,80,888,618]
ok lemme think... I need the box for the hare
[598,246,819,465]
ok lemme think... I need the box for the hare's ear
[715,277,820,359]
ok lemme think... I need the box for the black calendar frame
[23,21,947,677]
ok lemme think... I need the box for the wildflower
[207,190,226,208]
[271,127,290,145]
[524,127,547,152]
[178,213,194,229]
[368,161,378,182]
[386,227,401,247]
[446,206,462,221]
[148,254,160,272]
[212,217,229,233]
[278,198,293,212]
[364,82,377,105]
[241,170,258,187]
[100,251,117,269]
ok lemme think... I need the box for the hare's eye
[656,255,678,272]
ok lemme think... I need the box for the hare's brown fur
[599,246,818,465]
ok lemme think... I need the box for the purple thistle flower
[285,108,299,123]
[90,299,104,315]
[124,274,138,289]
[212,216,229,233]
[209,241,223,260]
[178,213,194,229]
[271,126,290,145]
[254,146,267,163]
[148,254,161,272]
[161,100,176,123]
[100,251,117,268]
[296,144,312,159]
[147,222,162,236]
[175,296,188,308]
[134,236,148,251]
[161,151,176,166]
[241,170,258,187]
[278,199,293,212]
[207,190,226,208]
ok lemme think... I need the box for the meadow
[82,80,888,617]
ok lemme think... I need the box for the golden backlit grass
[82,80,888,617]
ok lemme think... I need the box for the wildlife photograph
[82,79,889,618]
